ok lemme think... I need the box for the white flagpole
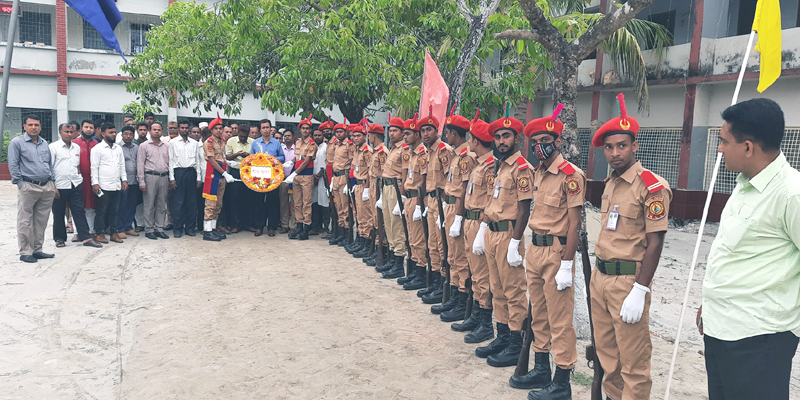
[663,29,757,400]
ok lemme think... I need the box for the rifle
[581,229,603,400]
[435,188,451,303]
[392,181,415,276]
[464,275,474,319]
[323,167,337,238]
[375,177,385,267]
[514,302,535,376]
[346,173,357,244]
[417,186,433,287]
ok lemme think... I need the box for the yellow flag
[752,0,782,92]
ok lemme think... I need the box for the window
[130,23,150,54]
[19,11,51,45]
[83,19,111,50]
[646,10,676,39]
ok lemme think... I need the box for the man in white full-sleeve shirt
[90,123,128,244]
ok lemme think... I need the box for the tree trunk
[334,94,371,125]
[448,14,487,114]
[551,54,581,165]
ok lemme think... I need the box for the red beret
[419,105,439,131]
[592,93,640,147]
[209,112,223,129]
[488,116,524,137]
[470,120,492,143]
[404,113,419,132]
[349,123,366,134]
[298,113,313,129]
[388,112,404,130]
[444,105,471,132]
[368,123,385,135]
[333,119,348,132]
[318,120,334,131]
[524,104,564,138]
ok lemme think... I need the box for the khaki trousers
[17,181,56,255]
[463,218,491,308]
[332,175,349,228]
[204,178,226,221]
[279,182,295,228]
[444,203,469,290]
[382,184,406,257]
[424,196,444,273]
[485,228,527,331]
[143,174,169,232]
[293,174,314,225]
[590,268,652,400]
[404,196,427,267]
[526,241,578,369]
[355,184,372,238]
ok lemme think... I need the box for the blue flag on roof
[64,0,126,61]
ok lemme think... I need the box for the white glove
[228,161,240,169]
[422,206,429,217]
[506,238,523,267]
[555,260,574,291]
[282,160,293,169]
[222,171,235,183]
[435,214,442,229]
[449,215,463,237]
[343,186,348,195]
[412,205,422,221]
[375,196,383,210]
[392,201,401,216]
[284,172,296,184]
[472,221,488,255]
[362,188,370,201]
[620,282,650,324]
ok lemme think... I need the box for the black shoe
[20,255,37,263]
[382,257,406,279]
[487,330,524,367]
[466,307,495,343]
[397,264,418,285]
[375,254,395,272]
[165,224,174,230]
[527,366,571,400]
[289,223,301,239]
[173,231,183,238]
[185,229,196,237]
[32,252,55,259]
[203,231,222,241]
[417,273,440,297]
[403,266,427,290]
[298,224,309,240]
[156,231,169,239]
[452,300,481,331]
[511,352,552,390]
[441,291,469,322]
[337,231,351,247]
[345,236,362,252]
[364,256,377,266]
[476,322,508,357]
[146,232,158,240]
[431,286,460,314]
[353,239,371,258]
[422,282,445,304]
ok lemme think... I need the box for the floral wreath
[240,153,285,192]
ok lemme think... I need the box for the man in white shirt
[168,119,202,238]
[311,129,329,234]
[49,123,102,248]
[90,123,128,244]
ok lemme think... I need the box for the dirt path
[0,182,794,399]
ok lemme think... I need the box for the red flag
[418,50,449,134]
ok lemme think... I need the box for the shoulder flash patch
[516,156,530,171]
[401,143,409,150]
[416,145,426,155]
[557,160,575,175]
[438,142,447,151]
[308,138,314,144]
[346,139,353,145]
[459,147,468,157]
[640,170,665,194]
[486,156,495,165]
[332,138,338,144]
[206,137,214,142]
[362,145,369,152]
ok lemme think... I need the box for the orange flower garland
[240,153,285,192]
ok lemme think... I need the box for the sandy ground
[0,181,797,400]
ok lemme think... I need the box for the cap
[445,104,471,132]
[524,103,565,138]
[592,93,640,147]
[318,118,334,131]
[278,128,286,133]
[208,112,223,129]
[349,118,367,134]
[298,113,313,129]
[488,102,523,137]
[419,105,439,130]
[333,117,348,132]
[470,119,492,143]
[368,123,385,135]
[388,112,405,130]
[198,122,209,129]
[404,113,420,132]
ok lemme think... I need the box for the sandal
[56,240,66,248]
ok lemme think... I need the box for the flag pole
[0,0,21,153]
[663,29,757,400]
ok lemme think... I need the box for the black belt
[22,176,50,186]
[405,189,419,198]
[355,179,367,185]
[426,190,439,198]
[333,169,349,177]
[464,210,481,220]
[145,171,168,177]
[444,194,457,204]
[596,257,637,275]
[530,233,567,247]
[383,177,401,186]
[488,219,514,232]
[174,167,194,171]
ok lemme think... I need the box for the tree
[494,0,671,162]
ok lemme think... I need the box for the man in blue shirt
[250,118,286,236]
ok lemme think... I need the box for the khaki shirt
[464,152,495,212]
[528,154,586,237]
[204,136,226,164]
[296,137,318,162]
[403,142,427,192]
[383,141,405,179]
[444,142,476,199]
[326,137,338,165]
[333,139,355,171]
[484,151,534,222]
[370,143,388,180]
[424,138,452,191]
[353,144,372,180]
[595,161,672,263]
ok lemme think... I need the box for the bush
[1,131,22,163]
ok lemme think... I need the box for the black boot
[417,272,438,297]
[397,263,418,285]
[368,249,389,267]
[289,223,301,239]
[403,266,427,290]
[329,227,342,245]
[345,236,362,253]
[298,224,309,240]
[382,255,406,279]
[476,322,509,358]
[466,308,495,343]
[337,230,350,247]
[359,241,376,261]
[527,366,571,400]
[487,330,524,367]
[422,277,445,304]
[375,251,395,272]
[353,239,371,258]
[440,291,469,322]
[451,300,481,332]
[431,286,460,314]
[510,352,552,389]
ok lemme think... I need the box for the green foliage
[122,101,160,122]
[1,130,21,163]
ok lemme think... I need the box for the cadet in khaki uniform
[347,123,373,255]
[399,115,431,291]
[433,108,476,320]
[329,122,355,245]
[475,105,532,368]
[591,94,671,400]
[202,116,235,242]
[380,116,409,276]
[287,116,317,240]
[363,123,389,267]
[510,105,585,399]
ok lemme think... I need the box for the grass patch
[571,371,594,387]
